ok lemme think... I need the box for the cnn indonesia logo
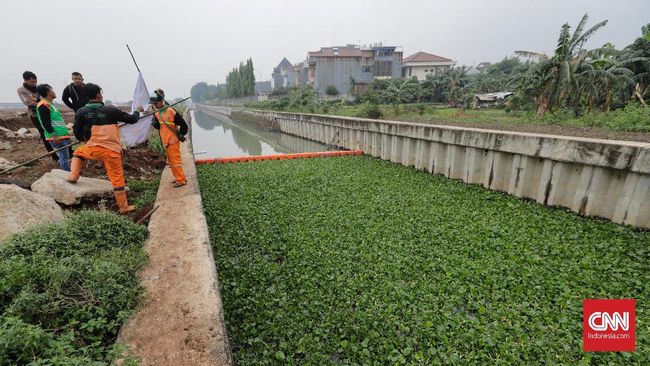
[583,299,635,352]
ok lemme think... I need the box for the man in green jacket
[35,84,71,171]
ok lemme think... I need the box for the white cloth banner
[120,72,153,146]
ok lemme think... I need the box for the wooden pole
[126,44,142,73]
[0,141,81,175]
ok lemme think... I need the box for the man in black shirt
[61,72,89,112]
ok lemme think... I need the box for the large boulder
[0,184,64,243]
[31,169,114,205]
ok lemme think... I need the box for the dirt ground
[0,138,165,187]
[1,108,165,221]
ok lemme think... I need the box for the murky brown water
[190,110,329,159]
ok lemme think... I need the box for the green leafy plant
[147,131,164,155]
[325,86,339,96]
[198,156,649,365]
[128,177,161,208]
[0,211,149,365]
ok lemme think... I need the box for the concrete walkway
[120,125,231,365]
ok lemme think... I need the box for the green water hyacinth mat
[198,156,648,365]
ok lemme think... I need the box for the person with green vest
[36,84,71,171]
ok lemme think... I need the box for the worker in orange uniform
[150,93,188,188]
[68,83,143,213]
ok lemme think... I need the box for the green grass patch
[248,102,650,133]
[198,156,648,365]
[147,131,165,155]
[0,211,148,365]
[128,177,161,209]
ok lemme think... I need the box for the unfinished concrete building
[307,44,403,99]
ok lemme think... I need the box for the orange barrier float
[195,150,364,164]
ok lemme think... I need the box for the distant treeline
[191,58,255,103]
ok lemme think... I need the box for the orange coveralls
[69,102,140,213]
[154,107,187,185]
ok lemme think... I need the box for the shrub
[0,211,148,365]
[359,103,383,119]
[325,86,339,96]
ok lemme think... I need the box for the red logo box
[583,299,635,352]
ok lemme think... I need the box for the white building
[402,51,456,80]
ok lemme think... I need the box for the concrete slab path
[120,123,231,365]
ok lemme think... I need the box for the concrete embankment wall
[201,106,650,229]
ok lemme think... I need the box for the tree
[516,13,608,116]
[190,82,209,103]
[619,24,650,105]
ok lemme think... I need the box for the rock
[0,157,16,170]
[4,131,15,139]
[15,127,28,136]
[31,169,114,205]
[28,128,39,135]
[0,126,10,132]
[0,184,64,243]
[0,141,10,150]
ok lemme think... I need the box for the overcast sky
[1,0,648,103]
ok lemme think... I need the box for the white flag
[120,72,153,146]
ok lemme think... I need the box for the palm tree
[516,13,608,117]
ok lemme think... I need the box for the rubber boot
[67,157,84,183]
[114,190,136,214]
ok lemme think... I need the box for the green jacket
[36,100,69,139]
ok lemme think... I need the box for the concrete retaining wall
[224,107,650,229]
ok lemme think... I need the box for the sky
[0,0,648,103]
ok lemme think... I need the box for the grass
[128,176,161,209]
[198,156,649,365]
[247,101,650,133]
[147,131,165,155]
[0,211,148,365]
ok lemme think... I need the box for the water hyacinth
[198,156,649,365]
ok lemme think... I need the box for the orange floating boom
[195,150,363,164]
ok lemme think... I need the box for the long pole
[0,97,191,175]
[126,44,141,73]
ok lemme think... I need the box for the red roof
[403,51,452,63]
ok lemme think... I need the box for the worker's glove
[178,135,186,142]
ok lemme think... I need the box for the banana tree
[516,13,608,117]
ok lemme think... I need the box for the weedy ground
[198,156,648,365]
[0,211,148,365]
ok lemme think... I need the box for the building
[474,92,513,108]
[401,51,455,80]
[476,62,492,73]
[467,62,492,75]
[271,58,298,91]
[254,81,272,95]
[308,44,403,98]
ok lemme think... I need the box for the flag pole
[126,44,141,73]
